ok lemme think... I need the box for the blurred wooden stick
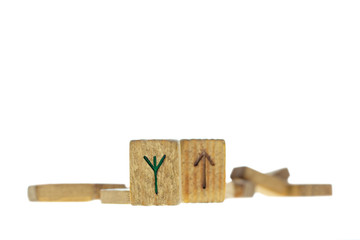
[287,184,332,196]
[226,168,290,198]
[231,167,332,196]
[226,179,255,198]
[266,168,290,182]
[28,184,126,202]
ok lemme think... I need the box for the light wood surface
[231,167,332,196]
[226,168,290,198]
[180,139,226,203]
[28,184,126,202]
[288,184,332,196]
[100,189,130,204]
[231,167,289,195]
[226,179,255,198]
[266,168,290,182]
[130,140,181,205]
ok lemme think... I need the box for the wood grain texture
[130,140,181,205]
[100,189,130,204]
[231,167,289,195]
[226,179,255,198]
[226,168,290,198]
[266,168,290,182]
[231,167,332,197]
[288,184,332,196]
[180,139,226,203]
[28,184,126,202]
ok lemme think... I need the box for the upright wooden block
[180,139,226,203]
[130,140,181,205]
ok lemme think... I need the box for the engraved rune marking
[143,155,166,194]
[194,151,215,189]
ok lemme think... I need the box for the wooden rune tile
[180,139,226,203]
[129,140,181,205]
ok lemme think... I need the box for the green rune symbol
[143,155,166,195]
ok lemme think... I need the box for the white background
[1,0,359,239]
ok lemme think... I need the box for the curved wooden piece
[231,167,332,197]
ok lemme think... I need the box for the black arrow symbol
[194,150,215,189]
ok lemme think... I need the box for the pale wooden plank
[100,189,130,204]
[288,184,332,196]
[28,184,126,202]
